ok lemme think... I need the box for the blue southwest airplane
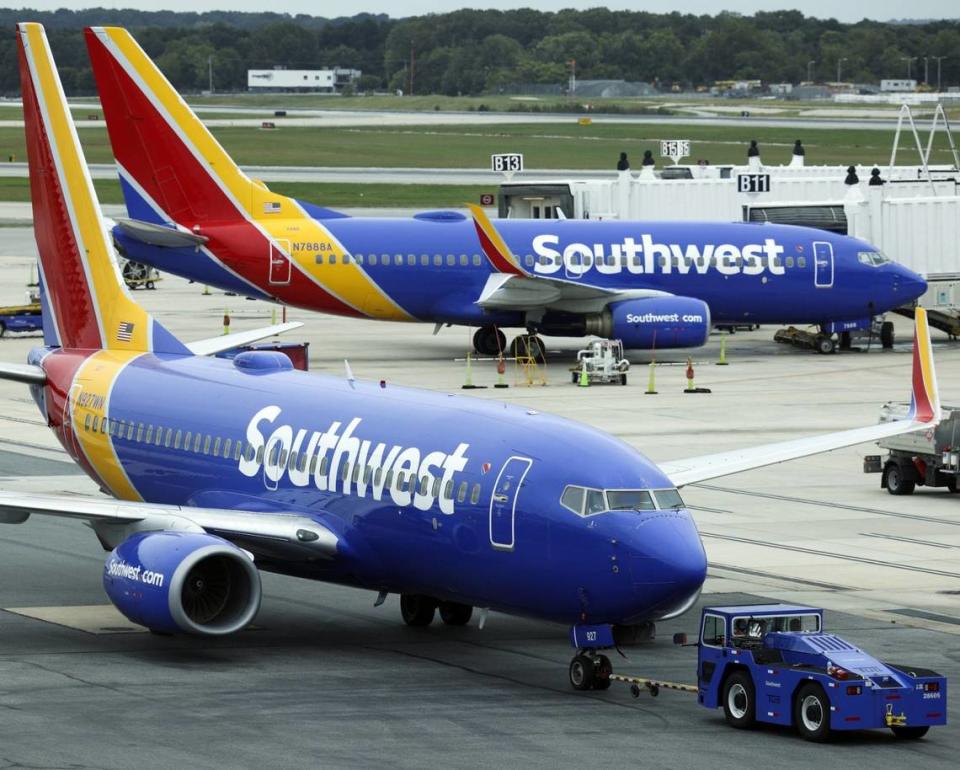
[83,27,926,358]
[0,24,943,690]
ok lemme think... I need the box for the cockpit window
[607,490,656,511]
[560,485,684,516]
[858,250,890,267]
[654,489,685,509]
[585,489,606,515]
[560,485,585,515]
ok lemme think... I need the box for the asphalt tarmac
[0,233,957,767]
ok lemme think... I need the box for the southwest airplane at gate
[85,27,926,357]
[0,24,943,689]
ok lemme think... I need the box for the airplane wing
[468,204,668,313]
[659,308,941,488]
[0,491,339,560]
[186,321,304,357]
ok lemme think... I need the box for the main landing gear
[399,594,474,626]
[472,326,547,361]
[473,326,506,357]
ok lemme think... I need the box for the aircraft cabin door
[269,239,292,285]
[564,245,591,280]
[489,456,533,551]
[813,241,834,288]
[60,382,84,461]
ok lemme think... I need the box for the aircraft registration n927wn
[0,23,944,690]
[84,27,928,358]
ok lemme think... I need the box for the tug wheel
[794,682,832,742]
[891,725,930,740]
[885,463,915,496]
[815,335,836,355]
[722,671,756,729]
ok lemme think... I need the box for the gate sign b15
[492,153,524,173]
[737,173,771,193]
[659,140,690,160]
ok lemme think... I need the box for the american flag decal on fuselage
[117,321,134,341]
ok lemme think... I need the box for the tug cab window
[701,613,725,647]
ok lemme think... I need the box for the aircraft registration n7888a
[0,23,944,689]
[84,26,927,357]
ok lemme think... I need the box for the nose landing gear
[569,651,613,691]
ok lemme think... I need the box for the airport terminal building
[247,67,361,92]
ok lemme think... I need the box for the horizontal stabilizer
[186,321,303,357]
[0,362,46,385]
[115,217,209,248]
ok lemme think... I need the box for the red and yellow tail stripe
[909,307,940,423]
[468,204,526,276]
[86,26,411,322]
[18,23,170,353]
[68,351,144,501]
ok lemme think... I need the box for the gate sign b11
[492,153,524,173]
[659,140,690,161]
[737,173,771,193]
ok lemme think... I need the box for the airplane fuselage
[31,345,706,626]
[115,213,926,332]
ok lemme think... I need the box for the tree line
[0,7,957,96]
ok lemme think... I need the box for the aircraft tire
[473,326,506,356]
[438,601,473,626]
[510,335,546,362]
[880,321,895,349]
[400,594,436,626]
[569,654,596,691]
[593,654,613,690]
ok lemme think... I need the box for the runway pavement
[0,236,957,766]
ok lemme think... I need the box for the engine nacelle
[103,531,262,636]
[586,297,711,349]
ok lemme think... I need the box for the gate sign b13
[737,173,771,193]
[492,153,524,173]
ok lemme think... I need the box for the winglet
[467,204,525,276]
[908,307,940,424]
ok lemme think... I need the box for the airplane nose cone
[895,268,927,303]
[625,510,707,622]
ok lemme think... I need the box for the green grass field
[0,120,953,170]
[0,177,491,208]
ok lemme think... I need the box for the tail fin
[467,204,527,276]
[85,26,283,229]
[909,307,941,423]
[18,23,189,355]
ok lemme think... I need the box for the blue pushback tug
[696,604,947,741]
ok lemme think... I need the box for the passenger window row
[316,253,486,267]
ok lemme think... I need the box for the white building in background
[881,79,917,92]
[247,67,361,92]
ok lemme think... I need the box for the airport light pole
[807,60,816,82]
[901,56,917,79]
[568,58,576,97]
[207,54,214,95]
[836,57,848,84]
[933,56,947,92]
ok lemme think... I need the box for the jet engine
[103,531,261,635]
[585,296,711,349]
